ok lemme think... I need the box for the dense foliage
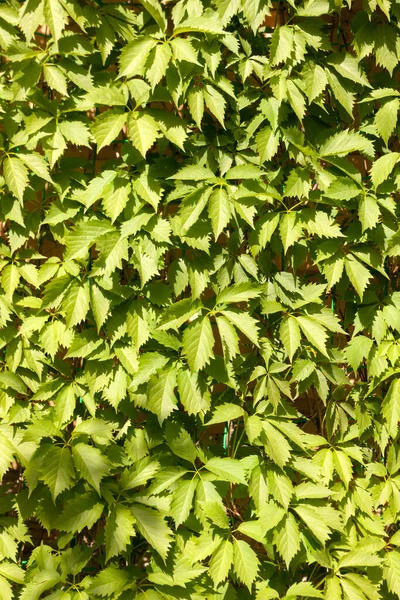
[2,0,400,597]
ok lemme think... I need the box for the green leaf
[128,112,159,156]
[296,315,329,357]
[287,80,306,123]
[344,254,372,300]
[302,63,328,103]
[285,582,323,598]
[119,37,157,79]
[344,336,373,374]
[171,38,199,64]
[206,403,245,425]
[147,369,178,423]
[63,280,90,328]
[170,478,196,526]
[320,130,374,158]
[262,421,291,468]
[54,384,76,428]
[270,25,293,66]
[43,64,68,95]
[0,432,14,481]
[91,110,127,152]
[130,503,173,560]
[280,316,301,362]
[165,421,197,464]
[157,297,202,331]
[105,504,136,562]
[273,513,301,567]
[256,126,280,163]
[1,264,20,299]
[382,379,400,438]
[204,85,226,126]
[206,457,247,485]
[384,551,400,597]
[72,443,110,494]
[233,538,260,591]
[358,195,381,232]
[327,53,371,87]
[43,0,68,41]
[18,152,52,182]
[41,446,75,501]
[188,88,204,129]
[3,156,28,202]
[88,565,130,597]
[375,98,399,145]
[333,449,353,488]
[208,187,230,239]
[209,540,233,586]
[146,43,171,88]
[225,164,264,179]
[182,315,214,372]
[279,212,302,253]
[370,152,400,188]
[139,0,167,31]
[219,309,260,347]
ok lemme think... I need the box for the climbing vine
[1,0,400,598]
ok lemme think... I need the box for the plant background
[1,0,400,598]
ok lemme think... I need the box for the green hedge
[1,0,400,598]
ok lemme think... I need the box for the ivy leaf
[72,443,110,494]
[130,503,173,560]
[296,316,329,357]
[128,112,159,156]
[219,309,260,347]
[344,254,372,300]
[139,0,167,31]
[188,88,204,129]
[118,37,157,79]
[170,478,196,527]
[302,63,328,103]
[233,539,260,591]
[382,379,400,438]
[182,315,214,372]
[375,98,399,145]
[146,43,171,88]
[18,152,52,182]
[203,85,226,126]
[147,369,178,423]
[206,457,247,485]
[280,316,301,362]
[88,566,130,597]
[0,432,14,481]
[274,513,301,567]
[358,195,381,232]
[43,64,68,96]
[41,446,75,501]
[43,0,68,41]
[3,156,28,202]
[206,403,244,425]
[370,152,400,188]
[105,505,136,562]
[63,280,90,328]
[256,126,280,163]
[208,187,230,239]
[91,110,127,152]
[321,130,374,159]
[209,540,233,586]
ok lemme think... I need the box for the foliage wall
[2,0,400,598]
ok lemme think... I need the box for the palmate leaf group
[2,0,400,598]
